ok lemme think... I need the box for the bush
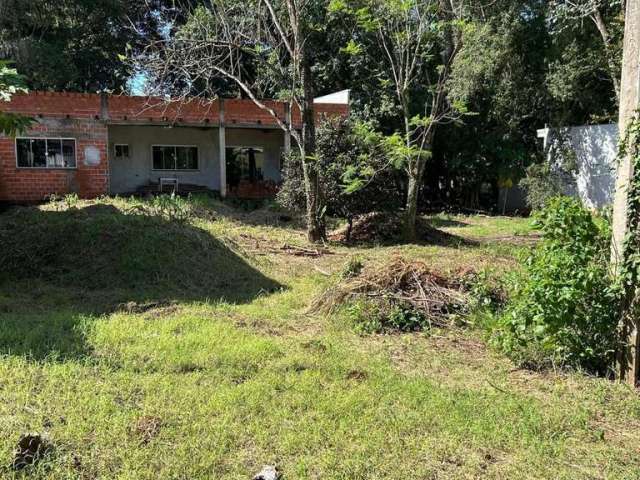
[277,118,403,240]
[345,298,429,334]
[491,196,621,374]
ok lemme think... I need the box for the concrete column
[219,99,227,198]
[613,0,640,386]
[284,103,292,155]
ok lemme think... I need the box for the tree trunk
[403,124,435,241]
[612,0,640,386]
[592,8,621,103]
[299,55,325,243]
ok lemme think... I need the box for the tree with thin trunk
[549,0,625,103]
[136,0,328,242]
[334,0,466,240]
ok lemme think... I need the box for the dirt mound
[311,257,470,328]
[328,212,467,245]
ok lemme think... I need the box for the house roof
[0,91,349,129]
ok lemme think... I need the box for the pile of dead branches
[311,258,470,328]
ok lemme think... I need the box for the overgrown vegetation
[1,197,638,478]
[278,118,403,242]
[489,197,620,374]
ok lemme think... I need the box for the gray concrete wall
[538,124,619,209]
[108,125,285,194]
[108,125,219,194]
[225,128,284,182]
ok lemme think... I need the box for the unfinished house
[0,91,349,202]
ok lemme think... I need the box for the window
[16,138,76,168]
[115,144,130,159]
[152,145,198,170]
[226,147,265,186]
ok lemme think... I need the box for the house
[0,90,349,203]
[536,123,618,209]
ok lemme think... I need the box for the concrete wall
[225,128,285,182]
[108,125,219,194]
[108,125,285,194]
[538,123,619,209]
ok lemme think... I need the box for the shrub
[277,118,403,240]
[340,255,364,279]
[491,196,621,374]
[146,193,193,222]
[345,298,429,334]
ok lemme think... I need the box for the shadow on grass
[0,204,282,360]
[331,217,478,249]
[426,216,469,229]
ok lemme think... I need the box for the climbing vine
[617,114,640,319]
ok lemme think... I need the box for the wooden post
[613,0,640,386]
[219,98,227,198]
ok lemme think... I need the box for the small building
[0,91,349,203]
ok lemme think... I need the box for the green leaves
[494,197,621,374]
[0,61,32,136]
[0,61,28,102]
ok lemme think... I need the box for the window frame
[114,144,130,159]
[150,144,200,171]
[15,137,78,170]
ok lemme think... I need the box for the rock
[252,465,281,480]
[12,433,51,470]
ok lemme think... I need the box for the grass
[0,196,638,479]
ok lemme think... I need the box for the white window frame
[151,144,200,171]
[15,137,78,170]
[114,144,130,159]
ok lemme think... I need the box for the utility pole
[612,0,640,386]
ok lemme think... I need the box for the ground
[0,196,639,479]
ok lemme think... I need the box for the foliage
[0,60,31,136]
[0,0,171,92]
[616,116,640,351]
[331,0,468,239]
[277,118,403,239]
[492,197,620,373]
[146,193,194,223]
[519,163,566,211]
[520,130,579,211]
[340,255,364,279]
[345,297,429,334]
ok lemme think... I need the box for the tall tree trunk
[592,8,621,103]
[612,0,640,386]
[300,55,325,243]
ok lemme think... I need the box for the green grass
[0,197,638,479]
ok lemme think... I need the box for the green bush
[491,197,621,374]
[277,118,403,240]
[345,298,429,334]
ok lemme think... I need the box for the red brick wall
[0,118,109,203]
[0,92,348,202]
[0,92,348,128]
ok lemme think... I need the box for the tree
[333,0,466,240]
[0,0,170,92]
[0,61,31,136]
[278,118,404,241]
[611,0,639,386]
[548,0,625,103]
[137,0,339,242]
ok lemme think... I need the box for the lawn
[0,196,639,479]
